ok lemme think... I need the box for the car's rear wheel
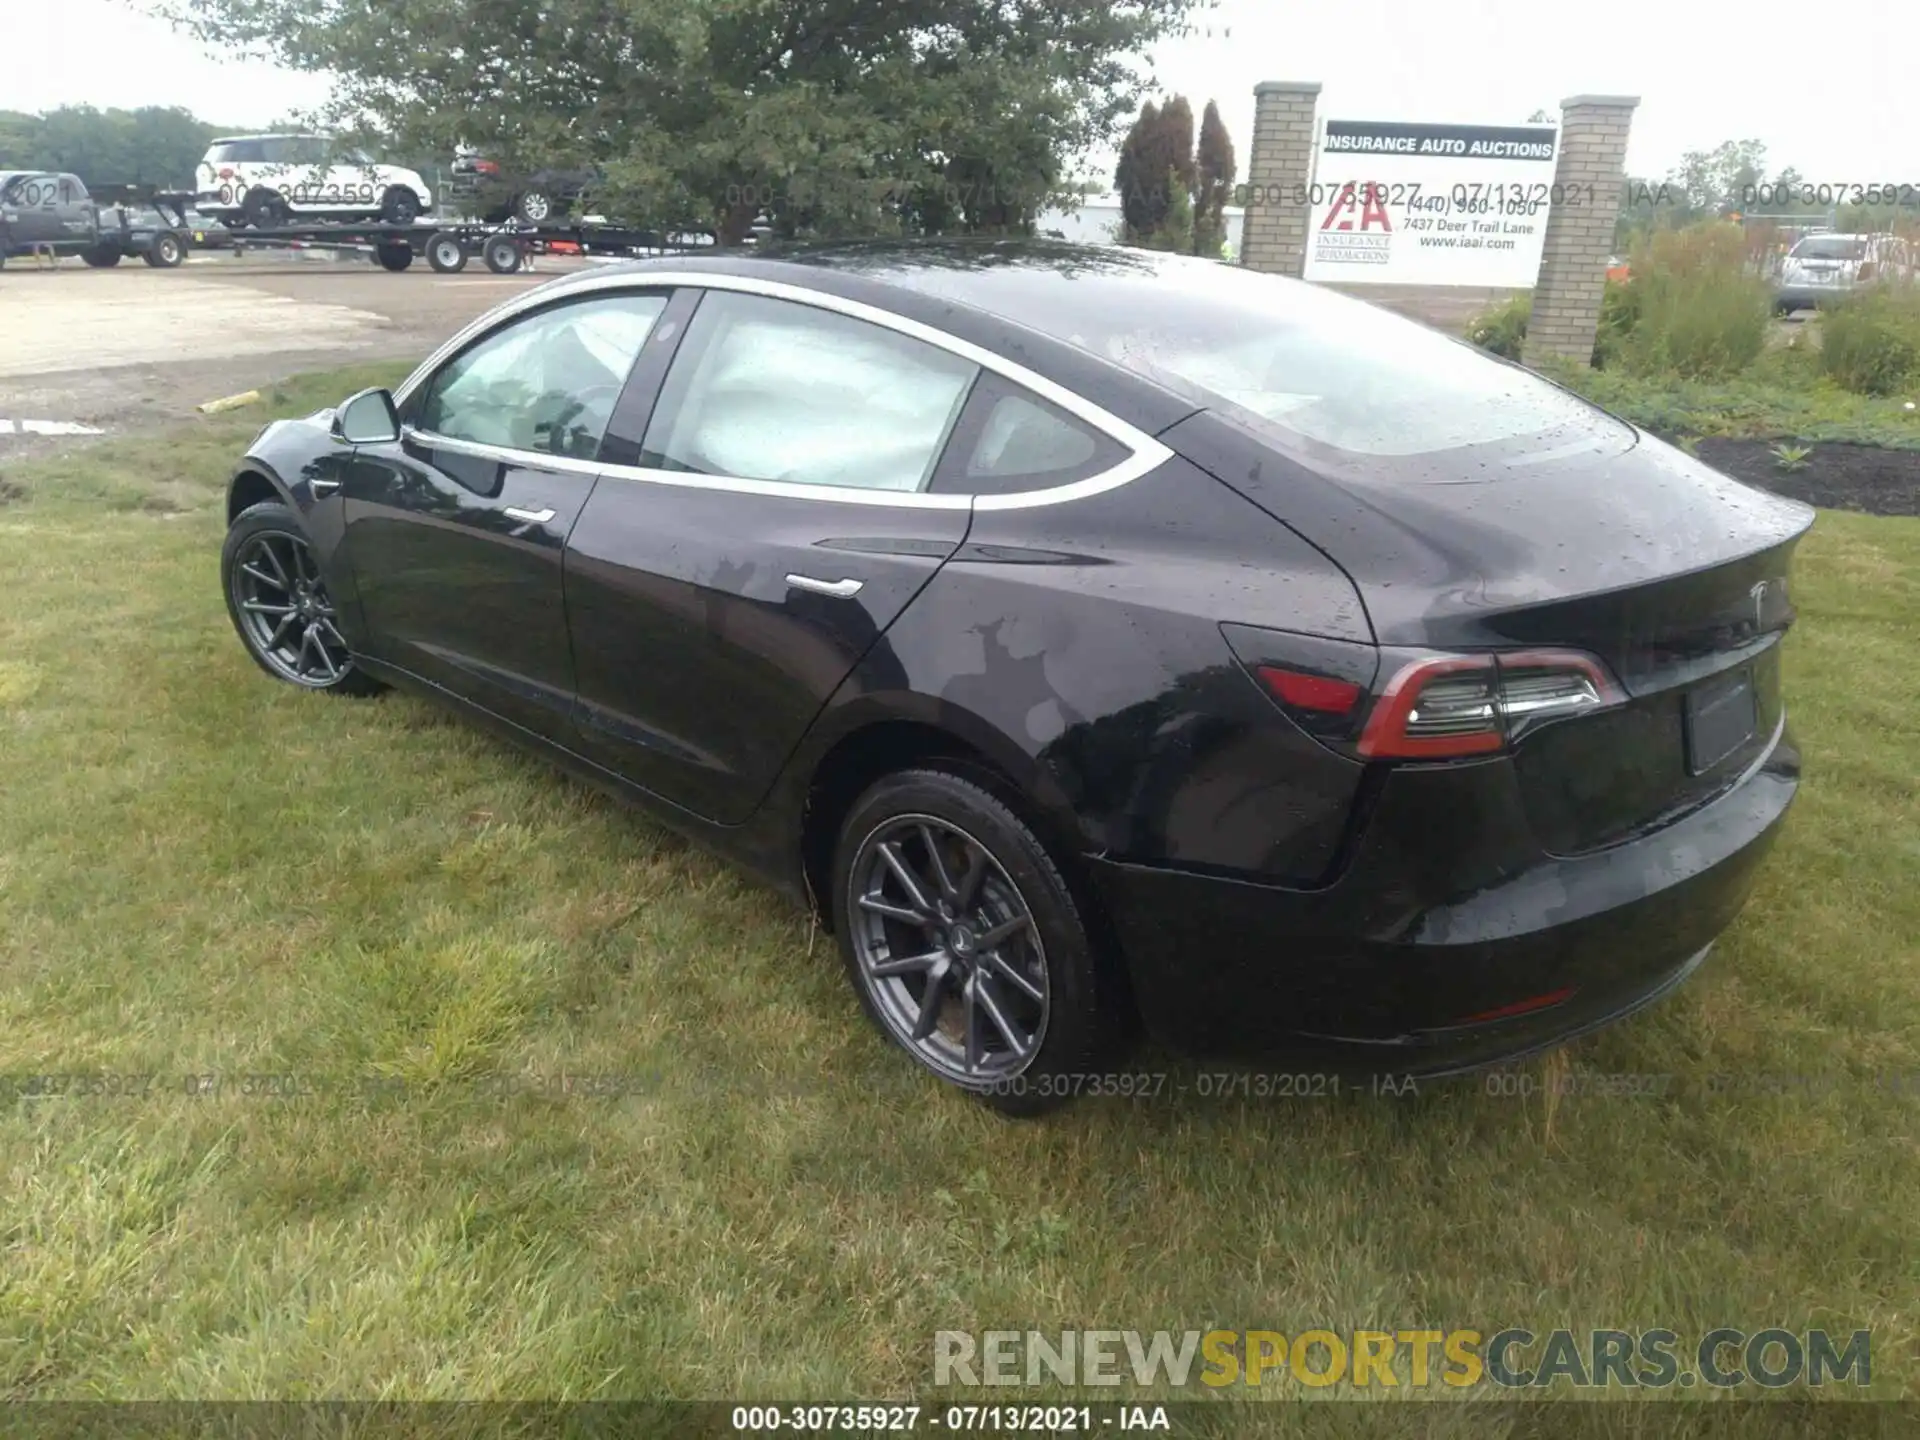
[831,768,1113,1116]
[514,189,555,225]
[380,187,421,226]
[242,187,290,228]
[222,501,384,696]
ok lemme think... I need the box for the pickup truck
[0,171,196,269]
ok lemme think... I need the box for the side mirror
[332,387,401,445]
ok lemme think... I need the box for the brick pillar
[1522,94,1639,368]
[1240,81,1321,277]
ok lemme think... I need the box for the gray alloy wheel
[832,767,1114,1114]
[221,502,384,696]
[515,190,554,224]
[846,812,1052,1085]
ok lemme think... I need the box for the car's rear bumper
[1775,284,1851,309]
[1091,719,1799,1074]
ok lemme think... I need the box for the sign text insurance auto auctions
[1301,120,1560,288]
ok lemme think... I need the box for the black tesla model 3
[218,242,1812,1112]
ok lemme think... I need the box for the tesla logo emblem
[1750,579,1775,628]
[1322,183,1393,232]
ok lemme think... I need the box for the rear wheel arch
[798,711,1097,934]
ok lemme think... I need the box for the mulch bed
[1687,438,1920,517]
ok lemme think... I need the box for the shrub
[1466,292,1531,359]
[1591,277,1640,370]
[1622,222,1772,380]
[1820,287,1920,396]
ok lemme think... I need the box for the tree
[0,106,219,190]
[1115,100,1163,243]
[158,0,1206,242]
[1147,95,1196,250]
[1191,99,1235,257]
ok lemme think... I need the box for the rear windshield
[1791,235,1868,260]
[891,251,1632,463]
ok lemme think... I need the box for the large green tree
[158,0,1207,241]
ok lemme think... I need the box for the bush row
[1464,221,1920,398]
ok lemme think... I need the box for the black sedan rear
[218,242,1812,1112]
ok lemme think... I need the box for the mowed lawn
[0,367,1916,1410]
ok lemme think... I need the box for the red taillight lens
[1357,651,1621,759]
[476,159,501,175]
[1256,665,1362,716]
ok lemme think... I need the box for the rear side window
[206,141,266,164]
[640,291,977,493]
[930,373,1126,495]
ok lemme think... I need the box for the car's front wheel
[831,768,1115,1115]
[221,501,384,696]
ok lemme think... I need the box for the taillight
[1357,651,1622,759]
[476,159,501,175]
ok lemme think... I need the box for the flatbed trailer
[151,193,718,274]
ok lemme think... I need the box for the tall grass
[1622,223,1772,379]
[1821,282,1920,397]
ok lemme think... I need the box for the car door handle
[309,477,341,496]
[786,574,864,598]
[504,506,557,525]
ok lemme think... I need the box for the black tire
[221,501,385,697]
[514,189,557,225]
[81,245,122,268]
[425,231,468,273]
[830,767,1116,1116]
[243,187,290,229]
[380,186,421,226]
[373,241,414,272]
[482,234,522,274]
[144,232,186,268]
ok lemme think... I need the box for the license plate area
[1684,668,1757,775]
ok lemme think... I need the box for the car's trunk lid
[1164,411,1815,853]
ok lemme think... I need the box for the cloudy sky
[13,0,1917,184]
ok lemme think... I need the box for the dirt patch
[1689,438,1920,517]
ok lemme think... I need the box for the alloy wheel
[847,814,1050,1084]
[228,530,354,687]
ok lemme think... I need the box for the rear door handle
[504,506,557,525]
[786,574,864,598]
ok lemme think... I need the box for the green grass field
[0,368,1916,1417]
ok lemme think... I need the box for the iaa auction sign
[1302,120,1559,287]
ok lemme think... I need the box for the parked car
[0,171,190,268]
[194,135,434,228]
[216,243,1812,1113]
[447,146,600,225]
[1774,231,1913,313]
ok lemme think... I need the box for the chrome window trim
[391,270,1174,511]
